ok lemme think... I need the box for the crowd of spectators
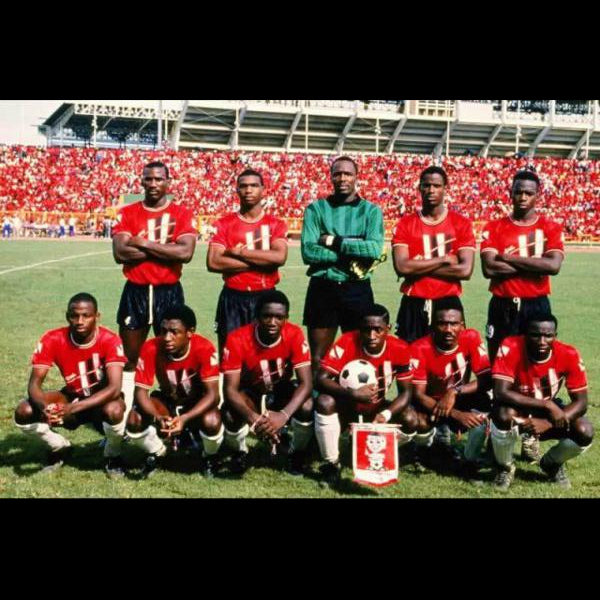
[1,145,599,238]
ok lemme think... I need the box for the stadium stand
[0,145,599,241]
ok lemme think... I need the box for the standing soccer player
[112,161,197,413]
[480,170,565,463]
[126,305,224,478]
[301,156,385,381]
[409,298,492,475]
[14,293,127,475]
[314,304,414,487]
[392,166,476,344]
[220,291,313,475]
[489,313,593,491]
[207,169,288,357]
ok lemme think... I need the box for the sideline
[0,250,112,276]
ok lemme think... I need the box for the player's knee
[492,405,515,430]
[295,397,314,421]
[571,418,594,447]
[200,409,222,436]
[126,409,144,433]
[414,412,433,433]
[102,400,125,425]
[14,400,35,425]
[396,407,418,433]
[315,394,337,416]
[222,406,243,430]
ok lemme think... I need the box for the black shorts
[395,295,464,343]
[486,295,551,356]
[215,286,276,340]
[117,281,185,335]
[303,277,374,332]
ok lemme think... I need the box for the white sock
[397,429,416,447]
[224,425,249,453]
[414,428,436,447]
[314,412,341,463]
[15,421,71,452]
[490,421,519,468]
[545,438,592,466]
[464,423,488,462]
[102,419,126,458]
[199,424,224,456]
[218,373,224,409]
[290,417,313,452]
[122,371,135,418]
[127,425,167,456]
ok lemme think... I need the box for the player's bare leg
[14,393,72,471]
[308,327,337,387]
[120,325,150,417]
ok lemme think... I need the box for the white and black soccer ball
[339,359,377,390]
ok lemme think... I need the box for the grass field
[1,239,599,498]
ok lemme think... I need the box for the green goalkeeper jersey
[301,196,384,282]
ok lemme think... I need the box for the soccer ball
[339,359,377,390]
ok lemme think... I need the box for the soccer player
[489,312,593,491]
[14,293,127,475]
[207,169,288,356]
[220,291,313,475]
[409,298,492,474]
[112,161,197,413]
[126,305,224,478]
[392,165,476,344]
[314,304,414,486]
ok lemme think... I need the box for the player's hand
[162,416,184,437]
[546,402,569,430]
[443,253,458,266]
[434,389,457,419]
[156,415,173,435]
[372,412,389,424]
[455,410,486,430]
[351,384,379,403]
[224,243,245,258]
[44,403,65,426]
[267,411,289,434]
[521,417,552,437]
[253,413,281,444]
[128,235,148,249]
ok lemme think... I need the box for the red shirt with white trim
[112,200,197,285]
[209,212,288,291]
[135,334,219,406]
[391,210,476,299]
[31,326,126,398]
[221,321,310,394]
[410,329,490,401]
[492,335,587,400]
[321,331,412,408]
[480,215,564,298]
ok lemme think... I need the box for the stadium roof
[40,100,600,159]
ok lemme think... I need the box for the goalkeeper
[301,156,385,385]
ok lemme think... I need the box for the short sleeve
[103,334,127,367]
[135,342,156,389]
[456,216,476,251]
[320,336,350,375]
[209,217,228,247]
[394,343,413,382]
[492,339,519,382]
[468,330,491,375]
[391,218,409,247]
[31,332,56,368]
[290,328,311,369]
[409,343,428,385]
[272,218,288,242]
[221,332,243,373]
[111,207,131,237]
[545,221,565,255]
[565,347,588,392]
[480,221,497,254]
[198,340,220,382]
[174,205,198,239]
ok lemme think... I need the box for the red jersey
[391,210,476,299]
[221,321,310,394]
[492,336,587,400]
[410,329,490,401]
[209,212,288,292]
[112,200,197,285]
[480,215,564,298]
[135,334,219,406]
[321,331,412,409]
[31,326,126,398]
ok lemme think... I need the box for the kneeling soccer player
[490,312,593,491]
[314,304,414,487]
[221,290,313,475]
[126,305,224,478]
[409,298,492,475]
[14,293,127,476]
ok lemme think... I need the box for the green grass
[0,239,598,498]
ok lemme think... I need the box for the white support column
[480,124,503,157]
[527,126,550,157]
[568,130,590,159]
[434,121,455,158]
[386,116,407,153]
[229,105,247,150]
[335,113,357,153]
[285,109,303,151]
[158,100,163,148]
[169,100,188,150]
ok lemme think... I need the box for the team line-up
[14,156,593,491]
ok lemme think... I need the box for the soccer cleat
[406,444,428,474]
[41,445,73,473]
[104,456,126,478]
[493,463,516,492]
[141,453,162,479]
[540,456,571,489]
[229,451,249,475]
[460,460,484,485]
[521,434,542,464]
[287,450,308,476]
[199,454,222,478]
[318,461,341,488]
